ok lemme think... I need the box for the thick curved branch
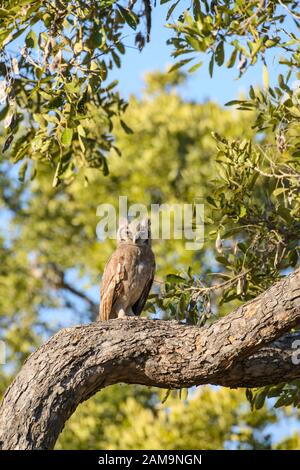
[1,268,300,449]
[216,332,300,387]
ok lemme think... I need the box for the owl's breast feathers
[99,243,155,321]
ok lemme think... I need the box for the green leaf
[166,274,185,284]
[188,61,203,73]
[215,256,230,267]
[239,205,247,218]
[106,80,119,91]
[209,54,214,77]
[179,294,186,314]
[225,100,244,106]
[254,391,266,410]
[168,57,193,72]
[166,0,180,21]
[289,249,298,267]
[226,48,237,68]
[112,50,121,68]
[273,187,288,197]
[207,195,218,208]
[274,395,293,408]
[277,205,292,224]
[267,385,285,399]
[61,128,74,147]
[77,124,86,137]
[246,388,253,404]
[161,389,171,404]
[52,160,62,188]
[278,73,285,89]
[25,30,37,48]
[120,120,133,134]
[18,160,28,182]
[215,41,225,66]
[262,64,269,89]
[102,156,109,176]
[117,5,138,30]
[249,86,255,99]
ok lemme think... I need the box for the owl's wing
[99,249,126,321]
[132,259,155,316]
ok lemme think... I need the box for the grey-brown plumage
[99,219,155,320]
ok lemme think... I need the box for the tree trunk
[0,268,300,449]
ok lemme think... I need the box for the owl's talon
[117,309,127,319]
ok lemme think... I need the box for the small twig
[128,0,138,10]
[254,167,300,180]
[188,269,251,296]
[239,0,266,34]
[278,0,300,20]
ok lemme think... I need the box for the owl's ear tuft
[131,217,151,244]
[140,217,150,229]
[140,218,151,236]
[117,218,130,242]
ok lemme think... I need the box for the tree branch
[1,268,300,449]
[214,331,300,388]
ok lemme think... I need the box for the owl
[99,218,155,320]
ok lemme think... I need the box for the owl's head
[131,218,152,246]
[117,220,133,243]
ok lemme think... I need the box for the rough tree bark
[0,268,300,449]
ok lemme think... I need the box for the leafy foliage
[165,0,300,77]
[1,0,300,449]
[0,0,151,185]
[248,380,300,410]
